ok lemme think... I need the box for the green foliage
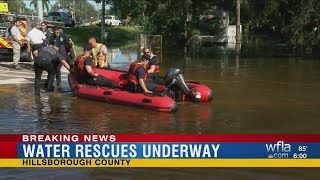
[50,0,99,24]
[86,0,320,56]
[242,0,320,56]
[8,0,34,14]
[29,0,51,12]
[62,26,138,46]
[65,25,138,55]
[109,0,227,48]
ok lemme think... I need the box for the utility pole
[101,0,106,43]
[37,0,44,22]
[235,0,241,55]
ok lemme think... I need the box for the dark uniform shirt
[48,33,70,59]
[40,28,52,41]
[83,57,93,77]
[149,56,157,66]
[78,57,94,82]
[84,57,93,67]
[37,46,64,64]
[136,66,146,80]
[48,33,70,47]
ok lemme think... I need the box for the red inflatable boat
[68,68,213,112]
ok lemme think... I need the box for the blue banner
[16,142,320,159]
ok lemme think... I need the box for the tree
[240,0,320,56]
[107,0,320,55]
[235,0,241,55]
[30,0,51,12]
[50,0,99,24]
[8,0,24,13]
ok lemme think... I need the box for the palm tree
[235,0,241,55]
[30,0,51,12]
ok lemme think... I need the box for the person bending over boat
[143,48,164,85]
[125,54,158,93]
[74,46,118,88]
[34,46,72,97]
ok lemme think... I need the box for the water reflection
[108,47,137,71]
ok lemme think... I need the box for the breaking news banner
[0,134,320,168]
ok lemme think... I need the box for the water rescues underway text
[2,134,320,167]
[20,143,221,158]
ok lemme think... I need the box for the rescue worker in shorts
[74,46,118,88]
[34,46,72,97]
[125,54,158,93]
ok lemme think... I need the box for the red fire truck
[0,0,64,62]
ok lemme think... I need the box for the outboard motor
[164,68,200,102]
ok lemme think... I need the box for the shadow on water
[1,46,320,179]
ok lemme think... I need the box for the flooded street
[1,48,320,179]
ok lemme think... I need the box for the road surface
[0,62,69,85]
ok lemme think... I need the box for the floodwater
[1,47,320,179]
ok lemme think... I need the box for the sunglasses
[145,51,150,54]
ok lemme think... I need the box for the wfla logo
[265,141,291,158]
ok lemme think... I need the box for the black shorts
[31,43,45,52]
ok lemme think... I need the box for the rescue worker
[125,54,158,93]
[88,37,110,69]
[39,21,51,44]
[143,48,163,85]
[49,27,73,86]
[73,46,118,88]
[10,18,23,69]
[34,46,72,97]
[60,28,76,63]
[143,48,160,74]
[26,22,46,57]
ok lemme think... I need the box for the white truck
[104,15,121,26]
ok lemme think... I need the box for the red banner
[0,134,320,142]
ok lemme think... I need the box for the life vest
[75,55,95,77]
[127,61,148,85]
[92,43,107,68]
[147,55,160,73]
